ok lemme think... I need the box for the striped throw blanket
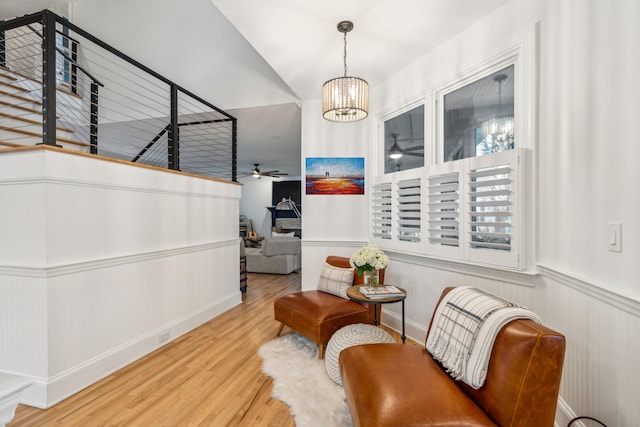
[426,286,542,389]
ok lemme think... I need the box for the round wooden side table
[346,285,407,343]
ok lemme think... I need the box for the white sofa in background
[245,236,301,274]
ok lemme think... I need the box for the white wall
[300,0,640,425]
[300,98,370,290]
[538,0,640,297]
[239,176,275,238]
[0,147,242,408]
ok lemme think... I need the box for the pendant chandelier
[322,21,369,122]
[483,73,514,152]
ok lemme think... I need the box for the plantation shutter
[466,149,523,268]
[468,166,512,250]
[426,168,463,258]
[372,182,392,239]
[397,178,421,242]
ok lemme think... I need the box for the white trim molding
[0,240,239,278]
[301,239,368,248]
[388,250,538,287]
[537,264,640,317]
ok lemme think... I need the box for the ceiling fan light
[388,141,403,159]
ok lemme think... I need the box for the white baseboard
[20,292,241,409]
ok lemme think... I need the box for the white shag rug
[258,333,352,427]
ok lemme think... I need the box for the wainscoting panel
[0,148,243,408]
[0,275,47,376]
[0,241,241,409]
[538,267,640,427]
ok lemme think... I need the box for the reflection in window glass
[384,105,424,174]
[443,65,514,162]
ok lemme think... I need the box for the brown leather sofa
[339,287,566,427]
[273,256,384,358]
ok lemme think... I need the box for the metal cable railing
[0,10,237,181]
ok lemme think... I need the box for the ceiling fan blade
[261,170,279,175]
[403,145,424,152]
[404,152,424,157]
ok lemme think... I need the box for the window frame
[378,96,427,176]
[370,25,538,272]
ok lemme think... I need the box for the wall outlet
[159,332,170,343]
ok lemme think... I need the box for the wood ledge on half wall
[0,145,242,186]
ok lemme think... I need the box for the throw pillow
[316,262,354,300]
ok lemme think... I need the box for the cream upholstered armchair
[273,256,384,358]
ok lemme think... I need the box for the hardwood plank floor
[10,272,408,426]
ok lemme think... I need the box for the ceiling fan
[387,133,424,159]
[239,163,288,179]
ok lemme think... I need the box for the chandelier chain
[343,31,348,77]
[322,20,368,122]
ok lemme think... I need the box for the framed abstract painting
[305,157,365,195]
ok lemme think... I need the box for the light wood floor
[10,272,406,426]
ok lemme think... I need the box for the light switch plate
[608,222,622,252]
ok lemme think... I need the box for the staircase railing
[0,10,237,181]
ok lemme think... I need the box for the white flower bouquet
[349,244,390,287]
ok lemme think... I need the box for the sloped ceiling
[210,0,512,101]
[0,0,71,18]
[1,0,511,178]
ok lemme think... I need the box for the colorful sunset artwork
[305,157,365,195]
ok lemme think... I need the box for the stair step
[0,140,24,148]
[0,72,18,82]
[0,80,30,94]
[0,65,82,100]
[0,126,89,147]
[0,89,42,106]
[0,68,86,152]
[0,111,75,133]
[0,99,59,118]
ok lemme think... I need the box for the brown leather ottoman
[274,290,372,358]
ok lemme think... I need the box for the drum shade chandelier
[322,21,369,122]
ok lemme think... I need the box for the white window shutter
[466,149,523,268]
[397,178,421,242]
[427,166,463,259]
[372,182,392,240]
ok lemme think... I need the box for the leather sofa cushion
[340,344,496,427]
